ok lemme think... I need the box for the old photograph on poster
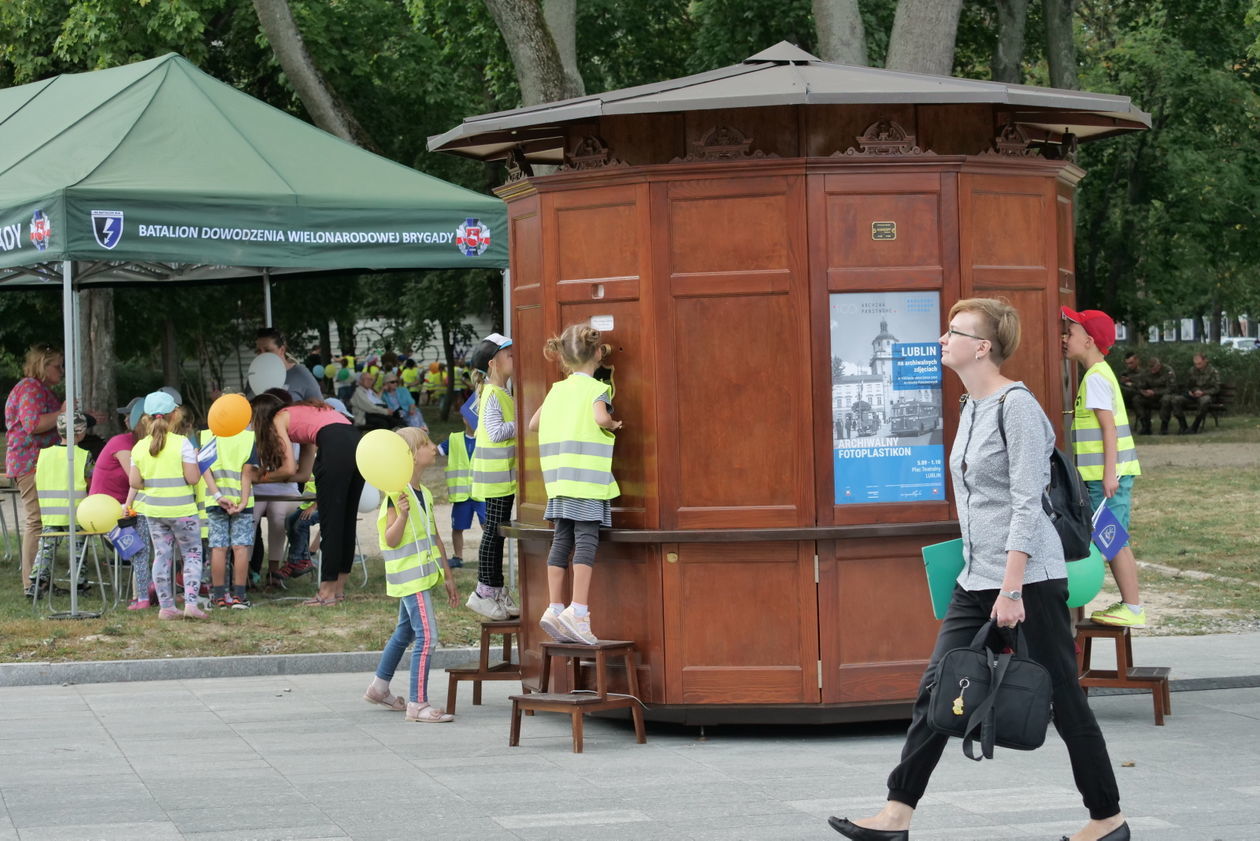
[831,292,944,505]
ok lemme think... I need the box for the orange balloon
[208,393,252,437]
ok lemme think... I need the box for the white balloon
[248,353,287,394]
[357,483,381,513]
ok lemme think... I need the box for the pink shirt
[283,404,349,444]
[89,432,136,503]
[4,377,60,477]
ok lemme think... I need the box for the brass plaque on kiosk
[871,221,897,240]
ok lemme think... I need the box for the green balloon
[1066,544,1106,608]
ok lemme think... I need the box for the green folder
[921,538,965,620]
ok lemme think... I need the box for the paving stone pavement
[1,669,1258,840]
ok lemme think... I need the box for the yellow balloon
[355,429,413,492]
[76,493,124,534]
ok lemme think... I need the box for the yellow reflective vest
[131,434,198,518]
[1072,361,1142,482]
[471,384,516,499]
[538,374,619,500]
[35,444,90,527]
[200,428,256,509]
[377,484,443,598]
[445,432,474,503]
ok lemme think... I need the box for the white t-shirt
[1084,373,1116,414]
[180,437,197,464]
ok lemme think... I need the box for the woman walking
[829,298,1127,841]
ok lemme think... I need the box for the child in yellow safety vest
[28,412,91,598]
[527,324,622,645]
[363,427,459,722]
[437,419,484,569]
[124,391,207,620]
[200,427,258,609]
[282,479,319,578]
[466,333,519,621]
[1061,307,1145,629]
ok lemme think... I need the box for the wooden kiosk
[431,43,1149,723]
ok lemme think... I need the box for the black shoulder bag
[926,620,1053,761]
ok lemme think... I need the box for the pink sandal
[363,685,406,711]
[405,703,454,723]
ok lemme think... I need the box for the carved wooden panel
[663,541,819,704]
[656,175,813,529]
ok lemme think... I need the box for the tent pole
[263,269,273,327]
[62,261,81,617]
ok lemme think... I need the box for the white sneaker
[539,608,572,643]
[466,590,508,621]
[556,605,599,645]
[497,589,521,617]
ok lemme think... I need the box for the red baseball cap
[1061,306,1116,354]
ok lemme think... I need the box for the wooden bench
[1075,620,1172,725]
[1206,383,1235,427]
[509,640,646,753]
[444,618,523,715]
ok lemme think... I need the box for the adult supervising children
[527,325,622,646]
[1061,307,1145,629]
[467,333,519,621]
[829,299,1127,841]
[251,393,364,606]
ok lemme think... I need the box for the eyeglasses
[946,327,989,342]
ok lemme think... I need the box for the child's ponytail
[544,324,607,372]
[146,406,185,457]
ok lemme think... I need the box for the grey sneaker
[556,605,599,645]
[539,608,572,643]
[497,589,521,618]
[466,590,508,621]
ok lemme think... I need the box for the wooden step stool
[509,640,646,753]
[1075,619,1172,725]
[444,618,523,715]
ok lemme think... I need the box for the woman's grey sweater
[951,382,1067,591]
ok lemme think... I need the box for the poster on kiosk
[830,292,945,505]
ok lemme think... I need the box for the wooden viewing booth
[431,43,1149,724]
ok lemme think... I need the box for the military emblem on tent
[30,210,51,252]
[455,217,491,257]
[91,210,124,249]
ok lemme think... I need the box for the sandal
[363,686,406,711]
[405,703,454,723]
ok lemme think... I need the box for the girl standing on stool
[828,299,1126,841]
[466,333,519,621]
[364,427,459,721]
[527,325,621,646]
[124,391,206,620]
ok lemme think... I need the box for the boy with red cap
[1062,307,1145,628]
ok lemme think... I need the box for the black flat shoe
[1058,821,1129,841]
[827,816,909,840]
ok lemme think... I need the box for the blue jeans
[285,507,319,561]
[375,589,438,704]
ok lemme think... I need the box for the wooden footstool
[509,640,646,753]
[445,618,523,714]
[1076,619,1172,725]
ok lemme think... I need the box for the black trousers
[477,494,514,588]
[886,579,1121,820]
[313,424,365,583]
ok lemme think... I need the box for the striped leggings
[476,494,514,588]
[374,590,438,704]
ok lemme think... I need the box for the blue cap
[143,390,177,417]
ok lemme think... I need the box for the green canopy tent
[0,53,508,616]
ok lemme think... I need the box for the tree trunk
[317,320,332,365]
[542,0,585,96]
[1044,0,1079,89]
[483,0,579,106]
[885,0,964,75]
[79,289,118,435]
[812,0,867,65]
[161,317,180,390]
[441,320,457,422]
[991,0,1029,83]
[251,0,380,150]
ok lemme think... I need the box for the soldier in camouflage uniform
[1118,352,1142,412]
[1172,353,1221,434]
[1134,356,1176,435]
